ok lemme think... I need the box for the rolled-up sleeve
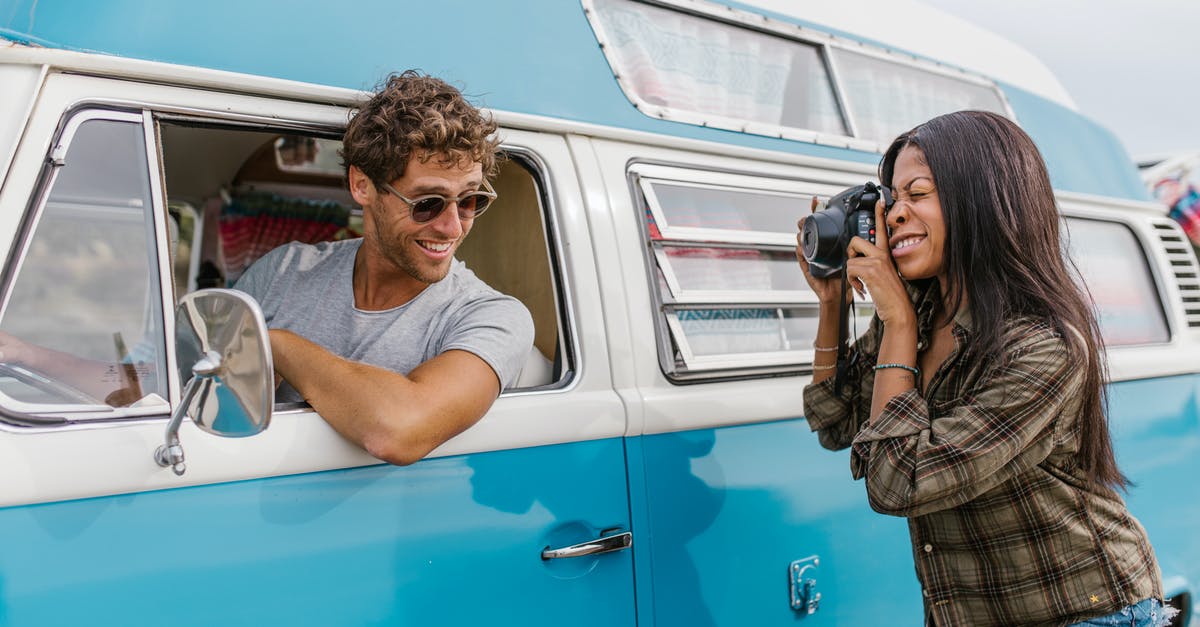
[803,317,881,451]
[849,327,1080,518]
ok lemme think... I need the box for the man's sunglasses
[379,179,498,223]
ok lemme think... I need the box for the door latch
[789,555,821,616]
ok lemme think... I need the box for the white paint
[742,0,1075,109]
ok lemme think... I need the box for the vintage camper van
[0,1,1197,625]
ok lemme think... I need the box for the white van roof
[742,0,1076,109]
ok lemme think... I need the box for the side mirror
[155,289,274,475]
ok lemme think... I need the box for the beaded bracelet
[811,363,837,371]
[874,363,919,377]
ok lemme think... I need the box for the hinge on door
[789,555,821,616]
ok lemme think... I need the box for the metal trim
[144,110,180,407]
[491,146,583,396]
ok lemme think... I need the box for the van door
[582,136,926,626]
[0,73,635,626]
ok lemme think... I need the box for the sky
[919,0,1200,161]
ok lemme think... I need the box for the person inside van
[797,111,1175,626]
[235,71,534,466]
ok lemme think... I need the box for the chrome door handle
[541,531,632,560]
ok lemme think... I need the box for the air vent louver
[1152,219,1200,328]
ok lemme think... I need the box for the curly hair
[341,70,501,186]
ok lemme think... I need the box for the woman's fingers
[846,235,885,259]
[874,197,891,256]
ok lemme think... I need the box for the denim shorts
[1070,598,1180,627]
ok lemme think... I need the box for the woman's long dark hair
[879,110,1126,490]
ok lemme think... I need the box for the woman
[798,111,1175,627]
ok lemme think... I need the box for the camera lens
[802,209,847,278]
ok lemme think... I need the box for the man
[235,71,534,466]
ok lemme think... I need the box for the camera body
[800,181,894,278]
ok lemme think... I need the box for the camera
[800,182,894,278]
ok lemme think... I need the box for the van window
[589,0,845,137]
[586,0,1011,148]
[1065,217,1170,346]
[634,165,872,379]
[830,48,1009,144]
[0,111,169,414]
[158,123,567,394]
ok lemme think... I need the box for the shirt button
[924,544,933,553]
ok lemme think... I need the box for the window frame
[0,102,581,430]
[630,162,875,381]
[0,106,175,423]
[583,0,1016,151]
[149,115,580,398]
[474,146,580,394]
[1062,214,1173,348]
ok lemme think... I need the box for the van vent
[1151,219,1200,328]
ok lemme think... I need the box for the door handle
[541,531,632,560]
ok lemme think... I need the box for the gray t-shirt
[234,239,534,403]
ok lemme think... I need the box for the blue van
[0,1,1197,625]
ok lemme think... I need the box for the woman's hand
[796,197,850,305]
[845,198,915,327]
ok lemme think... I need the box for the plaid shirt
[803,281,1161,626]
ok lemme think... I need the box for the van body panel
[1002,83,1151,201]
[0,438,637,626]
[637,420,923,626]
[0,62,43,183]
[0,74,628,508]
[1108,374,1200,602]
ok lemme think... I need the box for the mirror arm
[155,351,222,476]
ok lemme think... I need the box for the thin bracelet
[811,363,837,371]
[873,363,919,377]
[812,343,841,353]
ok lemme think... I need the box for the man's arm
[269,328,500,466]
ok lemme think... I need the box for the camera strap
[834,264,851,395]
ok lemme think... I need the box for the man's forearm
[268,329,499,465]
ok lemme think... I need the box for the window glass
[671,305,874,359]
[646,180,808,238]
[832,49,1009,144]
[1064,218,1169,346]
[591,0,846,135]
[0,116,168,412]
[658,246,807,295]
[639,166,875,377]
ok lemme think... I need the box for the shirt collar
[904,279,974,349]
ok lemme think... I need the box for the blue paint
[0,439,635,626]
[632,374,1200,626]
[638,422,923,626]
[1108,373,1200,610]
[1001,83,1150,201]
